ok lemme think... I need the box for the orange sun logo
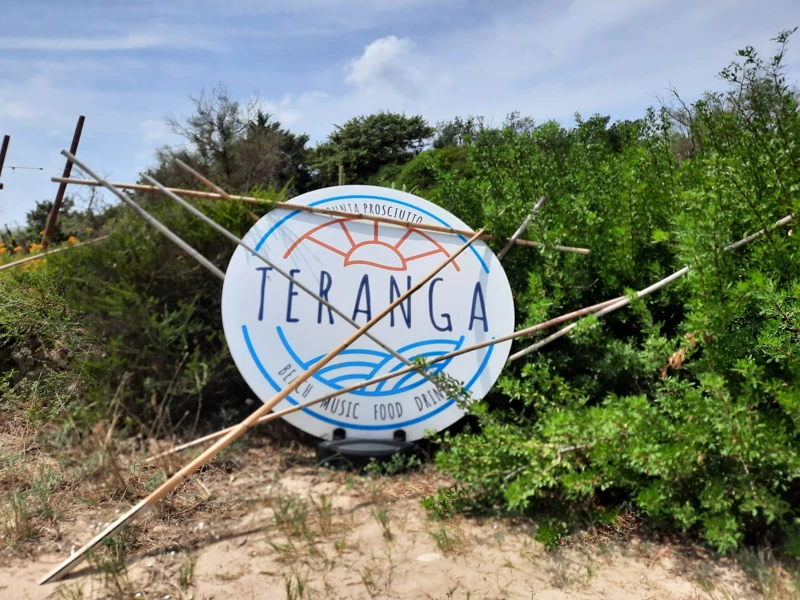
[283,218,460,272]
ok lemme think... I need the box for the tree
[309,112,434,186]
[22,196,113,244]
[433,115,484,149]
[163,86,310,195]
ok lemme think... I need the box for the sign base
[316,429,415,471]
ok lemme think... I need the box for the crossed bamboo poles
[41,152,488,584]
[51,176,590,255]
[40,149,795,584]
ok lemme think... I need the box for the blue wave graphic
[277,326,464,397]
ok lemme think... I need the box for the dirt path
[0,439,787,599]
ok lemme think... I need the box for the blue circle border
[241,193,496,430]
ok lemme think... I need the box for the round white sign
[221,185,515,441]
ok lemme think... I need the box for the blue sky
[0,0,798,227]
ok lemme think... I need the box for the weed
[310,493,333,535]
[360,567,379,597]
[421,484,470,521]
[285,566,312,600]
[362,452,421,477]
[85,527,140,598]
[429,523,471,556]
[2,489,35,542]
[273,493,311,538]
[1,465,63,545]
[372,506,393,541]
[535,519,568,551]
[178,551,196,589]
[53,582,85,600]
[735,547,799,600]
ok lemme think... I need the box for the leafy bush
[430,30,800,553]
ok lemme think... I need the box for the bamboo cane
[172,161,260,223]
[50,176,591,255]
[40,225,484,585]
[146,295,625,462]
[0,236,108,272]
[140,171,438,390]
[497,196,545,261]
[60,152,225,281]
[724,213,794,250]
[509,211,796,361]
[509,268,691,361]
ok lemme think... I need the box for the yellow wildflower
[0,248,6,254]
[67,236,78,244]
[13,246,22,253]
[29,243,43,253]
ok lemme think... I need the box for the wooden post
[338,163,344,186]
[60,151,225,281]
[0,135,9,191]
[42,116,85,249]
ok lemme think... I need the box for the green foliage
[0,192,256,434]
[22,197,109,245]
[420,484,471,521]
[431,29,800,554]
[309,111,434,186]
[535,519,569,550]
[163,85,310,195]
[433,115,484,149]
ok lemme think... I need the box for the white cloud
[253,0,798,146]
[139,120,175,145]
[0,100,39,119]
[345,36,422,96]
[0,24,221,51]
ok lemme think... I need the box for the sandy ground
[0,437,790,600]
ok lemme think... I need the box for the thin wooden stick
[40,222,484,585]
[724,213,794,250]
[61,152,225,281]
[497,196,545,261]
[510,211,796,361]
[0,236,108,272]
[146,295,624,462]
[173,161,260,223]
[140,171,438,390]
[51,177,591,255]
[509,268,691,361]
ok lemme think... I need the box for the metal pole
[43,116,85,248]
[61,150,225,280]
[0,135,10,190]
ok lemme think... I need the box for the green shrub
[431,30,800,554]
